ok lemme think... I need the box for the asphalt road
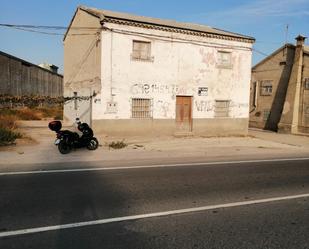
[0,158,309,248]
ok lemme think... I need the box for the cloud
[190,0,309,25]
[235,0,309,17]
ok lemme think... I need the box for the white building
[64,6,255,136]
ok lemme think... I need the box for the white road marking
[0,157,308,176]
[1,193,309,238]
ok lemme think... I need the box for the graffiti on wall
[195,100,214,112]
[129,81,250,116]
[195,100,249,113]
[229,101,249,109]
[156,100,171,117]
[199,49,216,67]
[131,83,187,96]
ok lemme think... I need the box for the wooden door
[176,96,192,131]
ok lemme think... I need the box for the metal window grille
[131,98,152,118]
[214,100,230,118]
[260,80,273,96]
[131,41,152,61]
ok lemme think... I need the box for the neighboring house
[64,6,255,136]
[250,35,309,134]
[0,51,63,97]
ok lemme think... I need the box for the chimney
[295,35,306,47]
[278,35,306,134]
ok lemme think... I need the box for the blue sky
[0,0,308,73]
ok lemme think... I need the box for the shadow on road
[0,160,156,249]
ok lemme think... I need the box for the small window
[131,98,152,118]
[131,40,153,61]
[217,51,232,68]
[263,110,271,121]
[304,78,309,90]
[260,80,273,96]
[214,100,230,118]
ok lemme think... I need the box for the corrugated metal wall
[0,53,63,97]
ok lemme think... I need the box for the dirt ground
[0,121,309,168]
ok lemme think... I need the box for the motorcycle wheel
[87,137,99,150]
[58,141,72,154]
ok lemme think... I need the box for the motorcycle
[48,118,99,154]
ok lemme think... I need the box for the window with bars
[217,51,232,68]
[260,80,273,96]
[131,40,153,61]
[214,100,230,118]
[131,98,152,118]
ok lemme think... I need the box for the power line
[0,23,100,30]
[12,26,98,36]
[252,47,309,76]
[253,48,274,58]
[255,41,283,44]
[106,27,252,51]
[65,35,100,87]
[0,23,100,36]
[0,23,292,46]
[12,27,64,36]
[2,22,308,70]
[0,23,253,50]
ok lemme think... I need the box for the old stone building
[0,51,63,97]
[64,6,255,136]
[250,35,309,134]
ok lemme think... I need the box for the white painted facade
[64,7,254,136]
[92,23,252,121]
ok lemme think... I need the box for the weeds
[0,106,63,120]
[0,108,40,120]
[15,108,41,120]
[0,127,22,146]
[0,106,63,146]
[0,114,18,130]
[34,106,63,120]
[108,140,128,149]
[0,113,22,146]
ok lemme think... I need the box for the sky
[0,0,308,73]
